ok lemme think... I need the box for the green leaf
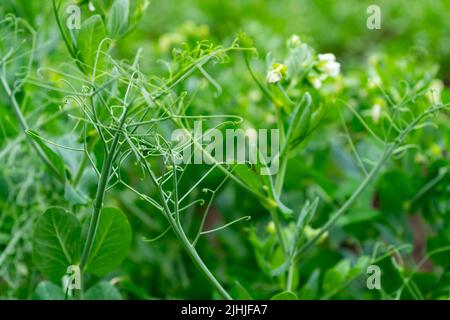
[84,281,122,300]
[322,259,351,295]
[77,15,107,73]
[291,99,313,147]
[299,269,320,299]
[91,0,113,14]
[336,208,380,227]
[85,207,132,276]
[32,208,82,282]
[348,256,371,279]
[26,130,66,182]
[233,281,253,300]
[428,235,450,268]
[378,170,415,215]
[270,291,298,300]
[35,281,65,300]
[64,182,89,205]
[107,0,129,37]
[234,164,267,197]
[234,164,292,216]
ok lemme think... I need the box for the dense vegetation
[0,0,449,300]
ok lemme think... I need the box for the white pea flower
[426,79,444,103]
[287,34,301,48]
[371,103,382,123]
[266,63,287,84]
[317,53,341,77]
[88,1,96,11]
[318,53,336,62]
[307,74,322,89]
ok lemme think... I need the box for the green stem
[286,264,295,291]
[295,106,443,259]
[52,0,86,73]
[73,152,89,187]
[142,161,232,300]
[159,111,273,208]
[79,108,129,272]
[173,219,232,300]
[73,137,98,187]
[270,207,288,256]
[274,106,287,195]
[275,153,288,196]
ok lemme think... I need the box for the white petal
[318,53,336,62]
[267,70,281,83]
[318,61,340,78]
[371,104,382,123]
[288,34,301,47]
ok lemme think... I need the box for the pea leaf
[234,164,266,197]
[322,259,351,295]
[378,170,415,215]
[233,280,253,300]
[91,0,113,14]
[84,281,122,300]
[64,182,89,205]
[77,15,107,73]
[26,129,66,182]
[234,164,292,216]
[32,208,82,282]
[85,207,132,276]
[107,0,129,37]
[299,269,320,299]
[35,281,65,300]
[270,291,298,300]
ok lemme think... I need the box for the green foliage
[271,291,298,300]
[77,15,107,72]
[32,208,82,282]
[107,0,129,38]
[84,207,132,276]
[1,0,449,301]
[35,281,65,300]
[84,282,123,300]
[26,130,67,182]
[32,206,131,286]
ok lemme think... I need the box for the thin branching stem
[295,105,445,259]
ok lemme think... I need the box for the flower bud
[287,34,301,48]
[266,63,287,84]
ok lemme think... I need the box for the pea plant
[0,0,449,300]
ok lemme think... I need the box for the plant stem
[73,136,98,187]
[274,106,287,195]
[275,152,288,196]
[286,263,295,291]
[73,152,89,187]
[173,219,232,300]
[295,106,443,259]
[142,161,233,300]
[269,207,288,255]
[79,108,129,272]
